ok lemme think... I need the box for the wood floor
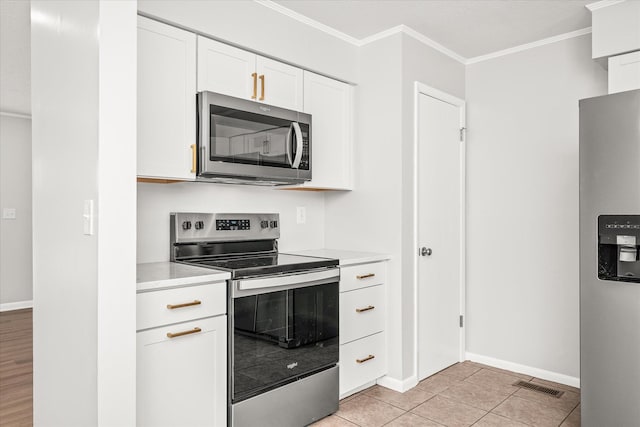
[0,308,32,426]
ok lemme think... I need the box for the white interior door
[417,88,465,380]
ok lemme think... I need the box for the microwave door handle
[286,124,293,166]
[292,122,303,169]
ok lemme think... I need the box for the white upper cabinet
[299,71,353,190]
[137,16,197,181]
[197,37,255,100]
[197,36,303,111]
[590,0,640,59]
[256,56,303,111]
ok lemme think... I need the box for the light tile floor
[312,361,580,427]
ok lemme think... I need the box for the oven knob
[260,220,269,229]
[182,221,192,230]
[194,220,204,230]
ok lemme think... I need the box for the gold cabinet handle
[356,305,375,313]
[251,72,257,99]
[166,327,201,339]
[356,354,375,364]
[259,74,265,100]
[166,300,201,310]
[190,144,197,173]
[356,273,375,280]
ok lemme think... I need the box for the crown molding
[254,0,360,45]
[0,110,31,119]
[359,25,467,64]
[466,27,592,65]
[586,0,625,12]
[255,0,595,67]
[255,0,467,63]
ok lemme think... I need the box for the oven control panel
[216,219,251,231]
[171,212,280,244]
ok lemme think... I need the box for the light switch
[2,208,16,220]
[83,200,94,235]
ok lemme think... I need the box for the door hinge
[459,127,466,142]
[459,315,464,328]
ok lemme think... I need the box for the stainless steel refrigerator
[579,89,640,426]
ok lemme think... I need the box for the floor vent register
[512,380,564,398]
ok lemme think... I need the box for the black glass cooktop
[184,253,337,279]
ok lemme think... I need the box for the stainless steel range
[170,213,339,427]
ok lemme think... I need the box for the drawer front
[340,262,386,292]
[340,285,385,345]
[340,332,386,395]
[137,282,226,330]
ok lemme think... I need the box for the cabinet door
[302,71,353,190]
[256,56,303,111]
[137,17,196,180]
[197,36,256,99]
[137,316,227,427]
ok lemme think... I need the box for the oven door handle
[234,268,339,295]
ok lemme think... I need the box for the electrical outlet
[2,208,16,220]
[296,207,306,224]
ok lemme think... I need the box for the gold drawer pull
[356,305,375,313]
[356,273,375,280]
[166,300,201,310]
[356,354,375,364]
[167,327,201,339]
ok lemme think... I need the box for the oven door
[197,91,311,184]
[230,268,339,404]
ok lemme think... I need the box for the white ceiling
[272,0,593,59]
[0,0,596,115]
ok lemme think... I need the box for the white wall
[137,183,326,262]
[138,0,358,83]
[97,1,137,424]
[325,33,466,387]
[0,115,32,308]
[326,34,404,380]
[32,1,137,424]
[0,0,30,116]
[465,34,607,381]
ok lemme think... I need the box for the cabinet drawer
[340,332,386,395]
[137,282,226,330]
[340,285,385,345]
[340,262,386,292]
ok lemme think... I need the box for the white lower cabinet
[339,261,387,396]
[137,282,227,427]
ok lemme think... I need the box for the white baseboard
[465,352,580,389]
[377,374,418,393]
[0,300,33,312]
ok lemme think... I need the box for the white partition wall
[31,1,137,425]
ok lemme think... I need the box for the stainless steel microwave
[196,91,311,185]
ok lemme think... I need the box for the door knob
[420,247,432,256]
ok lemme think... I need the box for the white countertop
[291,249,391,266]
[137,262,230,292]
